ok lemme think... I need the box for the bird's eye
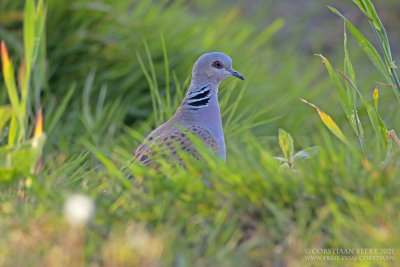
[212,61,224,69]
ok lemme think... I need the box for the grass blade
[328,6,393,89]
[82,139,132,190]
[46,84,76,136]
[1,41,20,110]
[300,98,349,145]
[136,51,159,124]
[24,0,35,72]
[161,34,171,117]
[337,70,388,150]
[343,26,369,160]
[0,106,13,131]
[350,0,400,96]
[315,54,358,135]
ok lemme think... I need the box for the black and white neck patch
[185,86,212,110]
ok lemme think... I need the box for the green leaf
[293,147,319,160]
[362,1,381,29]
[352,0,381,30]
[273,157,288,163]
[0,134,46,181]
[278,128,294,160]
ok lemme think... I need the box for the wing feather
[132,126,219,166]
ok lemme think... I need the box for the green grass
[1,0,400,266]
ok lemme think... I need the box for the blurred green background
[1,0,400,266]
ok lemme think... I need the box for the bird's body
[133,52,244,165]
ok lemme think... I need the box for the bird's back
[132,122,220,166]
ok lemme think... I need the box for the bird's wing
[132,125,219,166]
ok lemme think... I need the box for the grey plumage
[133,52,244,165]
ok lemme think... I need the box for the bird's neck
[175,83,224,136]
[182,81,220,113]
[171,83,226,159]
[183,84,216,110]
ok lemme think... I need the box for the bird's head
[192,52,244,84]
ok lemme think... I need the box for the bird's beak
[228,68,245,80]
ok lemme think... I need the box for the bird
[132,52,244,166]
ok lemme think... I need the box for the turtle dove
[133,52,244,165]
